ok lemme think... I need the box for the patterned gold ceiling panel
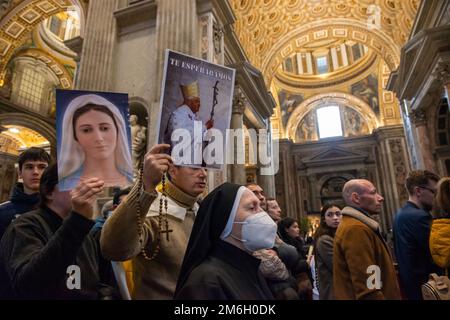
[1,125,49,149]
[231,0,420,74]
[0,0,86,80]
[15,46,73,88]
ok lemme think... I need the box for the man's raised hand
[142,144,172,193]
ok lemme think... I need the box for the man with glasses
[393,170,441,300]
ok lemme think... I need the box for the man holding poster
[100,50,234,299]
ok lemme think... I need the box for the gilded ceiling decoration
[28,51,72,87]
[231,0,420,140]
[276,48,378,89]
[285,91,380,140]
[1,125,49,152]
[231,0,420,79]
[0,0,85,82]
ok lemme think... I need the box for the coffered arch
[286,92,380,140]
[9,47,73,89]
[262,19,402,85]
[0,113,56,149]
[0,0,86,81]
[231,0,420,73]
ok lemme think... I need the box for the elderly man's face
[267,200,281,222]
[355,181,384,215]
[186,97,201,113]
[247,184,267,211]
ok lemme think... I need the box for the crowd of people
[0,145,449,300]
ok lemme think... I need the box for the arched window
[11,57,59,114]
[16,68,46,112]
[316,106,343,138]
[316,56,329,74]
[45,10,80,41]
[295,105,369,142]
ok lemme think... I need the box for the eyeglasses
[418,185,436,195]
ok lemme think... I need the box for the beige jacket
[100,181,198,299]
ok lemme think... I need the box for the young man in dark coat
[393,170,441,300]
[0,164,118,299]
[0,147,51,239]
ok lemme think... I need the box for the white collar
[147,191,199,220]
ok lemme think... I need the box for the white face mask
[232,211,277,252]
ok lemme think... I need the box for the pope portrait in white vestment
[163,80,214,166]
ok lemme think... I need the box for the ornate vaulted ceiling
[0,0,86,83]
[230,0,420,140]
[0,125,49,154]
[231,0,419,76]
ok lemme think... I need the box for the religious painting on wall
[277,90,304,129]
[157,49,235,170]
[295,110,318,142]
[351,74,379,115]
[56,89,133,191]
[343,107,369,137]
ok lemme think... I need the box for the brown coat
[333,206,401,300]
[316,234,335,300]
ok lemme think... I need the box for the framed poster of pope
[156,49,236,170]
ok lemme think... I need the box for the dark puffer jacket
[0,183,40,239]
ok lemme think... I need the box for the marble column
[152,0,198,101]
[409,108,437,172]
[228,88,246,185]
[307,175,320,213]
[434,61,450,110]
[64,36,83,89]
[75,0,119,91]
[277,139,298,219]
[374,126,410,233]
[257,129,276,198]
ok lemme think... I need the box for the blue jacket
[0,183,40,240]
[393,201,441,300]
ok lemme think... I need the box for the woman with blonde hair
[58,94,133,191]
[429,177,450,275]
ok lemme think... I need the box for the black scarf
[174,182,242,296]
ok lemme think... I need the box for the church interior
[0,0,449,235]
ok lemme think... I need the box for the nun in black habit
[174,183,276,300]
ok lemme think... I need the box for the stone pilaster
[277,139,298,219]
[257,127,276,199]
[152,0,198,101]
[227,88,246,185]
[434,61,450,108]
[374,126,410,233]
[409,108,436,171]
[64,36,83,87]
[307,175,321,213]
[76,0,119,91]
